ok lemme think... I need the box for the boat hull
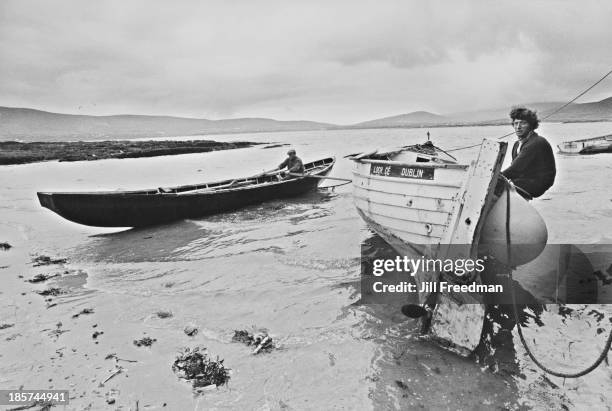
[38,157,335,227]
[557,134,612,154]
[352,139,511,355]
[352,140,508,299]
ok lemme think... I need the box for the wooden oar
[248,168,282,178]
[288,173,352,183]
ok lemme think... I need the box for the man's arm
[278,158,289,169]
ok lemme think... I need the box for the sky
[1,0,611,124]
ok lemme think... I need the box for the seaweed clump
[28,273,60,283]
[172,347,230,389]
[32,255,68,266]
[156,310,173,319]
[72,308,94,318]
[36,287,64,296]
[232,329,275,354]
[133,336,157,347]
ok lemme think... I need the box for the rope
[318,180,352,189]
[447,67,612,153]
[504,183,612,378]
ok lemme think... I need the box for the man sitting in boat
[501,107,556,199]
[277,149,305,178]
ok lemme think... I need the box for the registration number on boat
[369,163,434,180]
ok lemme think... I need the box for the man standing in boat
[501,107,556,199]
[277,149,305,178]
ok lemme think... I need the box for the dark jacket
[501,132,556,199]
[278,156,304,173]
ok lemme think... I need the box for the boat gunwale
[560,134,612,144]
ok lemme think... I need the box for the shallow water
[1,123,611,409]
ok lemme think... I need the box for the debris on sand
[28,273,60,283]
[105,353,138,363]
[36,287,64,297]
[133,336,157,347]
[7,400,54,410]
[48,322,69,340]
[232,329,275,354]
[0,323,15,330]
[172,347,230,389]
[32,255,68,266]
[156,310,173,319]
[72,308,94,318]
[184,325,198,337]
[101,366,124,385]
[0,242,12,250]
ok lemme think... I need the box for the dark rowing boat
[37,157,335,227]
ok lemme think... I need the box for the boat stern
[37,192,56,211]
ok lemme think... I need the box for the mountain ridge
[1,96,611,141]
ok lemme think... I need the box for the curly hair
[509,106,539,130]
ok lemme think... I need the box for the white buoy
[479,185,548,266]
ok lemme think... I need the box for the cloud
[0,0,611,123]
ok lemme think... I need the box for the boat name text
[369,163,434,180]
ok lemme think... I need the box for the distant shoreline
[3,119,611,144]
[0,140,261,166]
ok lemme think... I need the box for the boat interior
[351,141,458,164]
[157,157,335,195]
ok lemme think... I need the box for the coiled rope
[447,67,612,153]
[504,182,612,378]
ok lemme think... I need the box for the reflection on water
[78,191,338,264]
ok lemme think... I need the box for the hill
[0,107,332,141]
[351,111,449,128]
[354,97,612,128]
[2,96,610,141]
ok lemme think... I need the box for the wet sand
[0,140,259,165]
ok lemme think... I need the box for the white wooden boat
[350,139,548,355]
[557,133,612,154]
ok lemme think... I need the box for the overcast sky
[1,0,611,124]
